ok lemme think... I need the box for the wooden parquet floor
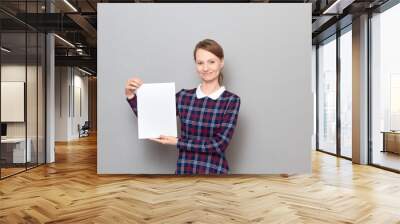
[1,134,400,223]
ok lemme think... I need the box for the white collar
[196,84,225,100]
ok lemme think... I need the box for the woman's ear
[220,59,225,69]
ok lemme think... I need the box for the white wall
[55,67,89,141]
[55,66,69,141]
[72,72,89,138]
[1,65,39,138]
[1,65,26,129]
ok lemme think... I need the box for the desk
[381,131,400,154]
[1,138,31,163]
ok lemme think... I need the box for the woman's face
[195,48,224,84]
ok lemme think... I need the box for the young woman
[125,39,240,174]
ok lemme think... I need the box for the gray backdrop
[97,3,312,174]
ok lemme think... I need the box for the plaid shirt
[127,87,240,175]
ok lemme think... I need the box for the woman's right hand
[125,77,143,100]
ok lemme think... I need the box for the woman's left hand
[149,135,178,146]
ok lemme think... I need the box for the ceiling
[0,0,392,75]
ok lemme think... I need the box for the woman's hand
[149,135,178,146]
[125,77,143,100]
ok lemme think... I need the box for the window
[371,3,400,171]
[318,36,337,154]
[340,28,352,158]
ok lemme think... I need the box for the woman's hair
[193,39,224,85]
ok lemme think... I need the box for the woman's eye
[209,61,215,64]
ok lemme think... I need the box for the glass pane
[38,32,45,165]
[1,32,27,178]
[371,4,400,171]
[340,29,352,158]
[0,1,46,178]
[318,37,337,154]
[27,31,38,169]
[312,46,317,150]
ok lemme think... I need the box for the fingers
[129,82,140,88]
[148,136,177,146]
[149,137,164,144]
[129,79,143,86]
[130,77,143,83]
[149,138,159,143]
[126,80,142,89]
[160,135,174,140]
[128,77,143,86]
[149,137,161,140]
[125,77,143,97]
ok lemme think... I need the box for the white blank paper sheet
[136,82,177,139]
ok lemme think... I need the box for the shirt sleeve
[176,96,241,155]
[127,90,183,117]
[127,96,138,116]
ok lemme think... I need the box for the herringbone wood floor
[1,134,400,224]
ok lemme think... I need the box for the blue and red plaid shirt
[127,87,240,174]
